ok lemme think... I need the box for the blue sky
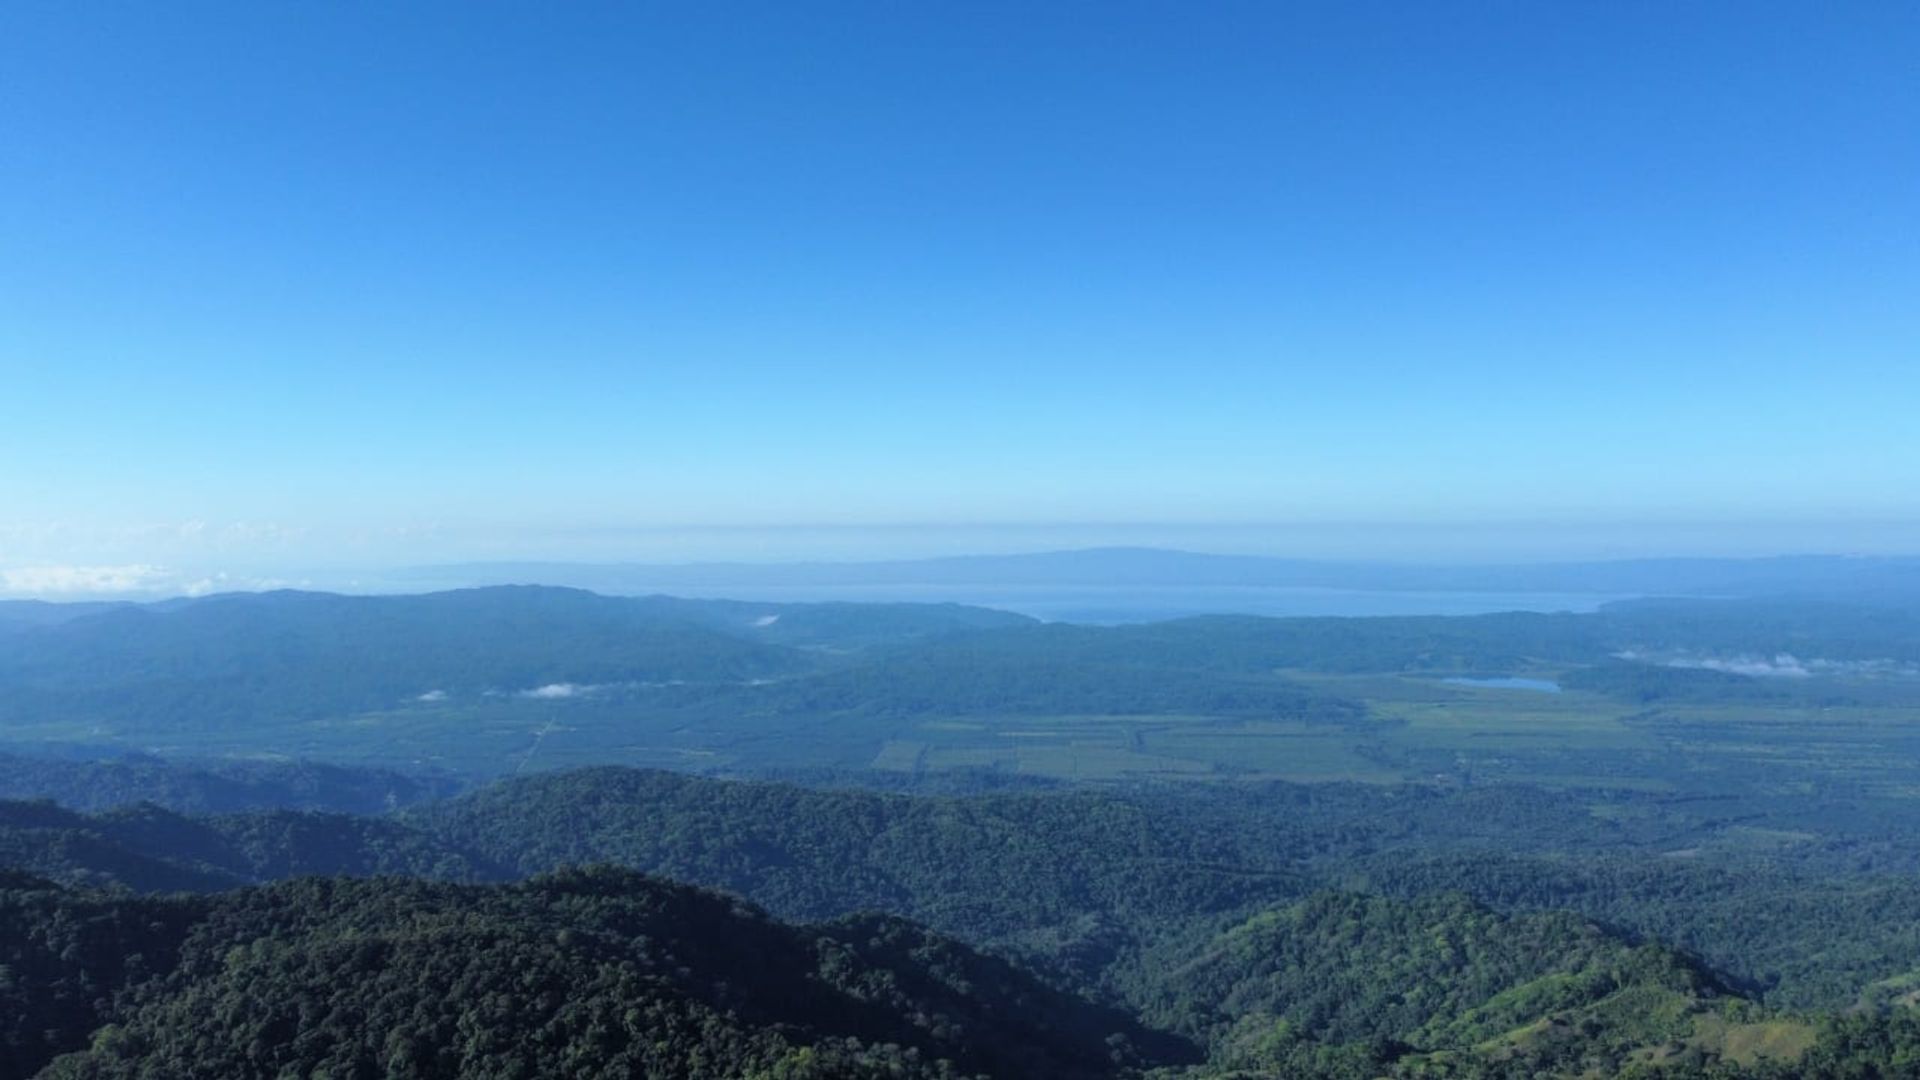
[2,2,1915,591]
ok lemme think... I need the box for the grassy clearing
[1639,1013,1819,1068]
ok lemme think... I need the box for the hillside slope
[5,868,1167,1080]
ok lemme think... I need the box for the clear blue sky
[2,2,1915,589]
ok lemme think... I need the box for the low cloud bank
[521,683,596,699]
[1675,654,1815,678]
[1,564,180,597]
[0,564,293,600]
[1621,650,1918,679]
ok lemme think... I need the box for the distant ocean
[584,583,1637,624]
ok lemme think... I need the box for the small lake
[1442,676,1563,694]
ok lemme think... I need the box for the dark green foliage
[0,753,461,815]
[1356,851,1920,1009]
[25,762,1920,1021]
[10,868,1158,1080]
[405,767,1302,983]
[0,877,201,1080]
[11,765,1920,1076]
[0,801,237,892]
[0,799,503,892]
[395,767,1920,1014]
[1126,892,1721,1066]
[1786,1010,1920,1078]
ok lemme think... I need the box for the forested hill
[2,867,1161,1080]
[2,858,1910,1079]
[392,768,1920,1016]
[1129,891,1757,1078]
[12,767,1920,1075]
[23,763,1920,1017]
[0,586,1032,731]
[402,766,1303,979]
[0,798,501,892]
[0,752,462,815]
[0,601,128,634]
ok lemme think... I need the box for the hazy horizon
[5,4,1915,596]
[5,524,1919,602]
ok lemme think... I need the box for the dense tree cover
[21,765,1920,1014]
[405,768,1303,984]
[0,801,239,892]
[1354,851,1920,1009]
[1123,891,1750,1077]
[1783,1010,1920,1078]
[0,753,461,815]
[24,764,1920,1007]
[1128,892,1718,1044]
[402,769,1920,1025]
[0,799,501,892]
[2,868,1160,1080]
[8,858,1910,1080]
[0,875,203,1080]
[1169,1006,1920,1079]
[10,766,1920,1075]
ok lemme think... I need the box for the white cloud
[416,689,449,703]
[752,614,780,627]
[522,682,589,699]
[1624,649,1918,680]
[0,564,176,596]
[0,564,297,600]
[1680,654,1813,678]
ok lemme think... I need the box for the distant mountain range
[5,583,1919,779]
[404,547,1920,604]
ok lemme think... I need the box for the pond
[1442,676,1563,693]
